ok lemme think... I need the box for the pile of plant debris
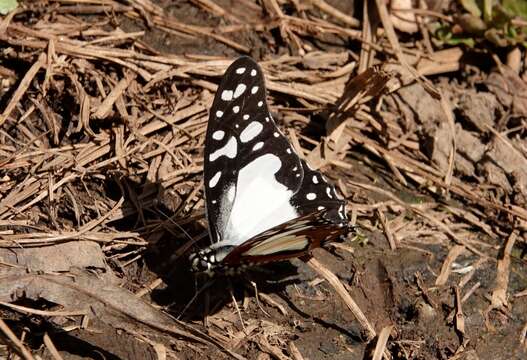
[0,1,526,359]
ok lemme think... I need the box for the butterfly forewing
[204,57,304,246]
[290,159,348,226]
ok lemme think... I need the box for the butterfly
[189,56,350,275]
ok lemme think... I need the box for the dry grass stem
[0,318,35,360]
[372,325,394,360]
[304,256,376,340]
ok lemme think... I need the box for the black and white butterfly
[189,57,350,275]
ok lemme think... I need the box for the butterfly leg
[245,280,271,317]
[228,280,247,334]
[203,288,210,328]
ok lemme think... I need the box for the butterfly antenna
[154,205,209,272]
[154,205,196,244]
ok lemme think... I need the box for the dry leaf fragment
[390,0,419,33]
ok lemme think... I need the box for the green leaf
[483,0,494,22]
[435,26,456,44]
[459,0,482,17]
[446,37,476,47]
[0,0,17,15]
[491,4,513,28]
[507,25,518,37]
[502,0,527,20]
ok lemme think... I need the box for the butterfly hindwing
[221,210,349,266]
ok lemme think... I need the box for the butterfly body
[189,57,350,275]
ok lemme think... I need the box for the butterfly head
[188,245,242,276]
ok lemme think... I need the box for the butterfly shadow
[104,164,362,343]
[145,253,309,322]
[104,175,367,347]
[104,174,311,321]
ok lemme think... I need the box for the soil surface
[1,1,527,360]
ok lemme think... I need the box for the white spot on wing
[233,105,240,113]
[251,86,259,94]
[216,110,223,118]
[209,171,221,188]
[236,67,246,74]
[312,175,318,184]
[243,114,249,120]
[306,193,316,200]
[209,136,237,161]
[339,204,345,218]
[286,149,291,154]
[326,187,332,198]
[318,206,325,211]
[250,69,257,76]
[221,90,233,101]
[240,121,263,143]
[221,154,298,245]
[234,84,246,98]
[273,132,279,137]
[252,142,264,151]
[257,101,263,107]
[212,130,225,140]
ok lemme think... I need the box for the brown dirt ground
[1,1,527,360]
